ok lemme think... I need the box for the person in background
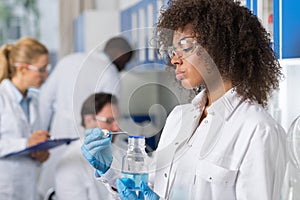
[38,36,132,197]
[39,36,133,138]
[81,0,287,199]
[55,92,126,200]
[0,37,50,200]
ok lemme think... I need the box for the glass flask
[122,135,149,199]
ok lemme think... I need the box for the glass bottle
[122,135,149,197]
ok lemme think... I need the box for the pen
[47,135,55,140]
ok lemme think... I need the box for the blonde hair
[0,37,48,82]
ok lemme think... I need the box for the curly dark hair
[156,0,282,107]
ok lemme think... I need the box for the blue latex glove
[140,182,159,200]
[81,128,112,174]
[116,178,159,200]
[116,178,138,200]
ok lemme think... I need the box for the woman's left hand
[30,150,50,163]
[116,178,159,200]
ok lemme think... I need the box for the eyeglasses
[14,63,49,73]
[95,116,118,125]
[167,36,198,59]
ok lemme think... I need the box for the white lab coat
[39,51,120,138]
[38,51,121,196]
[152,88,287,200]
[0,79,41,200]
[55,136,127,200]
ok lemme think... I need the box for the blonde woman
[0,37,50,200]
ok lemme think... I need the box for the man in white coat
[55,92,127,200]
[38,37,132,197]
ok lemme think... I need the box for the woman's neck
[206,81,233,107]
[11,76,27,96]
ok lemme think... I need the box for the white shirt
[38,51,120,197]
[153,88,287,200]
[0,79,41,200]
[55,136,127,200]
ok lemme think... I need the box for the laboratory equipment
[287,116,300,170]
[122,135,149,199]
[286,116,300,200]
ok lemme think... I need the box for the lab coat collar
[6,79,32,103]
[192,87,243,121]
[2,79,34,125]
[207,87,243,121]
[191,88,208,109]
[190,87,243,159]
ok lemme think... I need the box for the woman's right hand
[27,130,49,147]
[81,128,113,174]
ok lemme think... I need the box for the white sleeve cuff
[95,167,120,189]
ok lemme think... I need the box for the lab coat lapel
[154,105,200,199]
[199,111,224,158]
[156,106,200,168]
[198,88,241,158]
[29,98,37,128]
[2,80,30,134]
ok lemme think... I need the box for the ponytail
[0,37,48,83]
[0,44,14,83]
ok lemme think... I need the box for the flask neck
[122,136,149,175]
[127,136,147,154]
[128,136,145,146]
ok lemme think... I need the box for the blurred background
[0,0,299,148]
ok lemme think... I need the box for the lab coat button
[164,173,168,178]
[175,142,179,145]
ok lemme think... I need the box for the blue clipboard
[3,137,79,158]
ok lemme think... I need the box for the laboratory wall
[73,0,151,52]
[74,10,120,52]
